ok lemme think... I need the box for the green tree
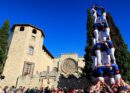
[83,9,94,79]
[0,46,4,73]
[107,14,130,81]
[0,20,10,74]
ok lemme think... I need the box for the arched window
[32,29,37,34]
[28,46,34,55]
[20,26,24,31]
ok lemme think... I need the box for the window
[20,26,24,31]
[28,46,34,55]
[23,62,34,76]
[32,29,37,34]
[32,36,36,41]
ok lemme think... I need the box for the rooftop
[11,24,45,37]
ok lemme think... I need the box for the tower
[1,24,53,87]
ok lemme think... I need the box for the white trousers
[95,50,102,66]
[92,13,97,23]
[101,51,111,65]
[102,12,107,22]
[110,78,115,84]
[103,27,110,41]
[108,48,116,63]
[98,31,103,42]
[91,56,97,70]
[94,29,99,43]
[105,27,110,37]
[92,38,96,46]
[115,74,121,80]
[102,27,110,42]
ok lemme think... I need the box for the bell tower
[1,24,45,86]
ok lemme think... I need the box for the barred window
[23,62,34,76]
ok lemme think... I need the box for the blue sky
[0,0,130,57]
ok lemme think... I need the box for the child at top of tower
[100,6,107,23]
[91,5,98,23]
[96,6,107,23]
[96,5,102,17]
[91,4,103,23]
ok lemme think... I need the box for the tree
[83,9,94,80]
[0,46,4,63]
[0,20,10,74]
[107,14,130,81]
[0,46,4,73]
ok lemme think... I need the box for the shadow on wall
[57,74,90,90]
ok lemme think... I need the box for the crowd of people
[0,86,86,93]
[89,5,130,93]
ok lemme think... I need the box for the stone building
[0,24,87,88]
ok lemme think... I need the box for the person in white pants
[96,23,105,42]
[95,43,102,67]
[91,46,97,70]
[111,63,121,86]
[92,37,96,46]
[101,51,111,65]
[102,23,111,42]
[101,42,111,65]
[93,23,104,43]
[91,56,97,70]
[92,32,96,46]
[93,27,99,43]
[106,40,116,64]
[91,7,97,23]
[100,6,107,23]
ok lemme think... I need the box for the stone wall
[0,25,54,87]
[0,24,86,89]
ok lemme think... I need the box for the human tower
[89,5,130,92]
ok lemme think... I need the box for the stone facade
[0,24,86,88]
